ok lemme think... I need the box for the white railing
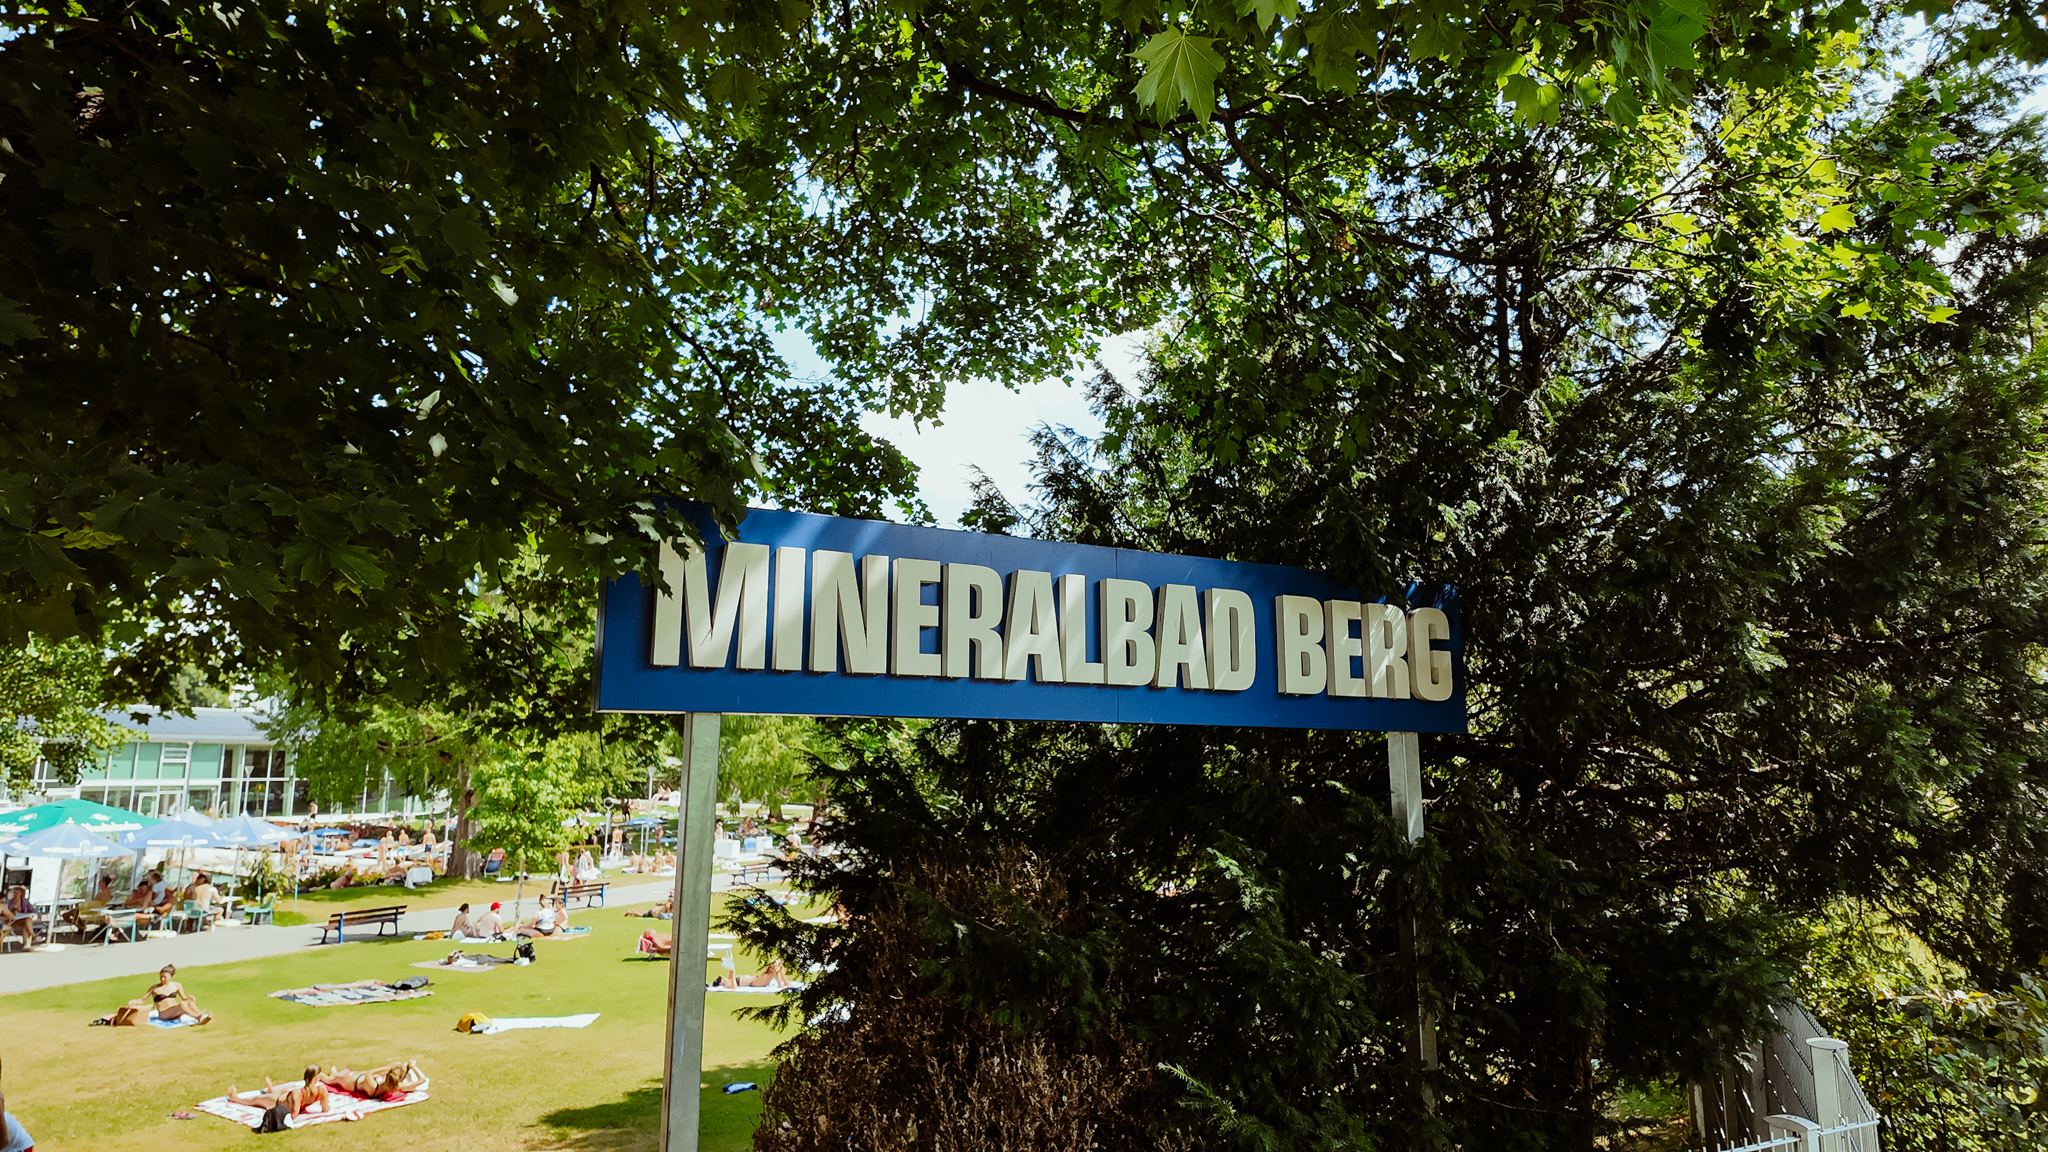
[1694,1009,1881,1152]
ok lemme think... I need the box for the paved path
[0,876,719,995]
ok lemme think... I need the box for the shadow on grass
[542,1082,663,1131]
[531,1067,774,1152]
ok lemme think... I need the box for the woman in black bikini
[143,964,211,1023]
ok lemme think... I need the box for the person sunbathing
[624,894,675,919]
[318,1059,422,1098]
[709,958,794,989]
[233,1065,329,1117]
[638,928,672,954]
[141,964,212,1023]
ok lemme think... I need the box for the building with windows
[12,706,441,820]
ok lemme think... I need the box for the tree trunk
[449,757,480,880]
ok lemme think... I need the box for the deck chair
[162,900,208,934]
[482,849,506,880]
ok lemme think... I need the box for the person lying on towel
[233,1066,330,1118]
[319,1060,424,1099]
[637,928,671,955]
[709,958,794,989]
[623,894,675,920]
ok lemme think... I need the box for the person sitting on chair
[232,1065,329,1118]
[1,885,35,950]
[184,872,221,927]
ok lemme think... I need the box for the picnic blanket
[194,1083,430,1129]
[477,1012,599,1034]
[150,1012,201,1028]
[268,980,433,1007]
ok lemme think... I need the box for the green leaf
[1818,204,1857,232]
[0,295,40,346]
[1410,17,1468,64]
[1838,299,1873,317]
[1605,86,1644,127]
[1502,75,1564,124]
[1646,0,1705,74]
[1132,30,1227,123]
[1236,0,1301,32]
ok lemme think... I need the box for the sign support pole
[660,712,722,1152]
[1388,732,1438,1088]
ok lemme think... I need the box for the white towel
[479,1012,601,1034]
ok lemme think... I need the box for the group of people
[446,897,572,941]
[2,869,233,948]
[231,1059,426,1120]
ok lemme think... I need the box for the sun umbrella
[212,813,291,903]
[0,798,159,839]
[1,820,131,948]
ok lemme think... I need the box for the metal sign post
[1389,730,1438,1113]
[659,712,722,1152]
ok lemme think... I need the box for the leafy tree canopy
[0,638,129,789]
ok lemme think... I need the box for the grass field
[0,891,793,1151]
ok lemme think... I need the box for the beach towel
[267,980,434,1007]
[527,926,592,940]
[707,982,809,994]
[409,954,514,974]
[475,1012,600,1034]
[193,1083,430,1129]
[149,1012,201,1028]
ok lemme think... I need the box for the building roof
[102,706,273,744]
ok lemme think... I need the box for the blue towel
[149,1014,199,1029]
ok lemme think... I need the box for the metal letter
[891,558,943,677]
[1100,578,1156,686]
[1409,607,1454,702]
[942,563,1005,679]
[1275,595,1328,695]
[1367,604,1411,699]
[1205,588,1256,692]
[809,551,890,675]
[1059,574,1105,685]
[771,547,805,672]
[1326,599,1366,698]
[1003,570,1064,682]
[1152,584,1210,690]
[685,542,771,670]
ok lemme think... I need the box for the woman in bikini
[318,1059,423,1098]
[140,964,212,1024]
[709,957,795,989]
[233,1065,329,1117]
[515,896,561,938]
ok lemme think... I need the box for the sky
[777,331,1151,529]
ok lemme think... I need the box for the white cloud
[775,330,1149,528]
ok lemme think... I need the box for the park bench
[551,879,609,908]
[318,904,408,944]
[726,858,782,885]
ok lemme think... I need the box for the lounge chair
[482,848,506,881]
[244,895,276,926]
[162,900,210,934]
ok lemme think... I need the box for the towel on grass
[149,1012,200,1028]
[268,980,433,1007]
[409,955,513,973]
[477,1012,600,1034]
[707,982,809,994]
[526,926,592,940]
[194,1084,430,1129]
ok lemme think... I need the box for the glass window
[239,780,268,817]
[106,744,135,781]
[134,743,161,780]
[189,744,223,780]
[187,786,217,814]
[159,742,191,781]
[79,786,105,804]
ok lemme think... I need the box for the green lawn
[0,890,795,1151]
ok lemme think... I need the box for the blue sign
[594,507,1465,732]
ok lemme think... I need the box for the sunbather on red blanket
[232,1066,330,1118]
